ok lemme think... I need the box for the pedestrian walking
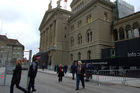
[10,58,27,93]
[70,62,77,80]
[42,63,45,71]
[28,57,39,93]
[64,65,68,74]
[75,61,86,90]
[57,64,64,82]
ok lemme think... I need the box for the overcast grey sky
[0,0,140,57]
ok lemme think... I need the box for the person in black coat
[75,61,86,90]
[28,57,38,93]
[57,64,64,82]
[10,59,27,93]
[70,62,77,80]
[63,65,68,74]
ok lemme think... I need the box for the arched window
[86,30,92,42]
[119,27,125,40]
[133,22,140,37]
[90,32,92,42]
[78,52,81,60]
[78,34,82,44]
[104,12,108,21]
[113,29,118,41]
[87,32,90,42]
[71,54,73,61]
[126,25,132,39]
[71,37,74,47]
[87,50,91,60]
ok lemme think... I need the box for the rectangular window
[71,25,74,31]
[104,12,108,21]
[87,14,92,23]
[77,20,82,28]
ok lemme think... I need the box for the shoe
[27,91,32,93]
[75,88,79,90]
[24,90,28,93]
[83,87,85,89]
[32,89,36,91]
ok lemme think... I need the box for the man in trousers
[28,57,38,93]
[75,61,86,90]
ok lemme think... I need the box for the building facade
[39,0,140,67]
[39,7,72,68]
[0,35,24,66]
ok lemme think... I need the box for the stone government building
[38,0,140,68]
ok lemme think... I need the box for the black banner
[115,37,140,57]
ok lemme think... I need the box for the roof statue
[48,0,52,10]
[57,0,61,8]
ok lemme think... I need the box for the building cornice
[69,40,113,52]
[70,0,79,8]
[68,0,114,22]
[114,11,140,26]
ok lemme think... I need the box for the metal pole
[3,48,9,86]
[26,50,32,89]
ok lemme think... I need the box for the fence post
[122,70,127,86]
[96,71,100,86]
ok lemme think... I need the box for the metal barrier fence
[0,50,32,90]
[87,69,140,86]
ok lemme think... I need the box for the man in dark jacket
[10,59,27,93]
[28,57,38,93]
[75,61,86,90]
[70,62,77,80]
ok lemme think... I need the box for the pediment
[39,10,55,30]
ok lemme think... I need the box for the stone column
[53,20,56,45]
[44,31,46,49]
[55,20,59,45]
[41,32,43,50]
[48,27,50,48]
[40,33,42,50]
[52,23,54,46]
[117,29,120,40]
[124,27,127,39]
[46,29,48,48]
[43,31,45,50]
[50,25,53,46]
[131,24,135,38]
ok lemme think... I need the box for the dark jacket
[70,64,77,73]
[57,66,64,77]
[28,62,38,78]
[11,64,22,84]
[76,64,86,76]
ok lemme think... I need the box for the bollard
[122,74,127,86]
[22,71,24,75]
[96,72,100,86]
[0,73,4,79]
